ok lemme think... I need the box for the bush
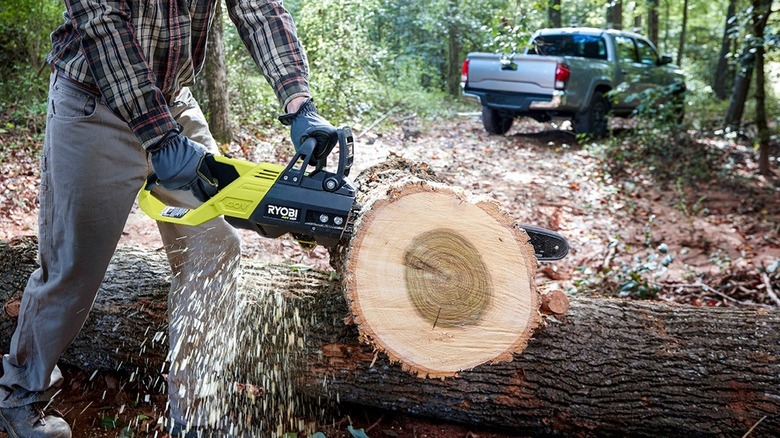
[0,0,61,111]
[591,83,716,184]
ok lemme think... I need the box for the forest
[0,0,779,437]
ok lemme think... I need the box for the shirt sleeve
[63,0,177,148]
[225,0,311,110]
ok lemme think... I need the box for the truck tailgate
[465,53,561,94]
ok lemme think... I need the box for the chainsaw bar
[520,224,569,261]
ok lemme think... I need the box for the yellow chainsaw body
[137,155,284,226]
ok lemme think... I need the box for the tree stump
[334,159,541,377]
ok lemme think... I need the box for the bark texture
[647,0,659,46]
[2,236,779,436]
[203,3,232,144]
[0,236,169,373]
[676,0,689,66]
[751,0,773,175]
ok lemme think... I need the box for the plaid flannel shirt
[47,0,310,148]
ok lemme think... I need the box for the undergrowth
[571,216,675,300]
[589,84,718,185]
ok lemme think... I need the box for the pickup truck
[461,27,685,136]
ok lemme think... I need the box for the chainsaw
[139,127,358,249]
[138,126,569,259]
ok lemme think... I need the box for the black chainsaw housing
[220,127,357,248]
[224,173,356,247]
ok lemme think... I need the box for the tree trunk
[724,49,755,129]
[2,236,779,436]
[647,0,659,45]
[548,0,562,28]
[714,0,738,100]
[752,0,773,176]
[676,0,689,66]
[607,0,623,29]
[203,3,233,144]
[633,2,643,30]
[445,0,462,96]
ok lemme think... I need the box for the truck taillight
[461,58,470,84]
[555,64,570,90]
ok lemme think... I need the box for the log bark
[2,237,779,436]
[0,236,169,372]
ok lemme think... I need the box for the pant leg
[159,88,242,429]
[0,73,148,407]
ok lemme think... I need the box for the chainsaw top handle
[289,126,354,192]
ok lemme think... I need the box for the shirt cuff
[275,73,311,111]
[128,104,178,149]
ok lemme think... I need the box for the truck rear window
[529,34,607,60]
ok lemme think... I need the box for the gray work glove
[147,128,218,202]
[278,98,338,165]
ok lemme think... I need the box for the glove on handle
[279,98,338,165]
[147,127,219,202]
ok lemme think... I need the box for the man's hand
[279,98,337,165]
[147,128,218,202]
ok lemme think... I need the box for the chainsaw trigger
[145,173,160,191]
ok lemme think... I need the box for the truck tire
[482,106,513,135]
[574,93,609,137]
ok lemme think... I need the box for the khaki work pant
[0,73,242,429]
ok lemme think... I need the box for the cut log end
[344,180,540,378]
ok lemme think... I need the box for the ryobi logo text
[267,204,299,221]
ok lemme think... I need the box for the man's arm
[225,0,311,110]
[63,0,177,148]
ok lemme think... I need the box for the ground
[1,112,778,437]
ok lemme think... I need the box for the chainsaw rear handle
[138,154,276,226]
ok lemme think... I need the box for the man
[0,0,336,436]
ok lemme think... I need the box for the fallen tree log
[1,237,779,437]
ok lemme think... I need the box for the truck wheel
[574,93,609,137]
[482,106,513,135]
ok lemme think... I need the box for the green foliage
[295,0,385,121]
[100,414,122,429]
[222,0,561,127]
[1,0,776,152]
[594,83,716,183]
[0,0,61,110]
